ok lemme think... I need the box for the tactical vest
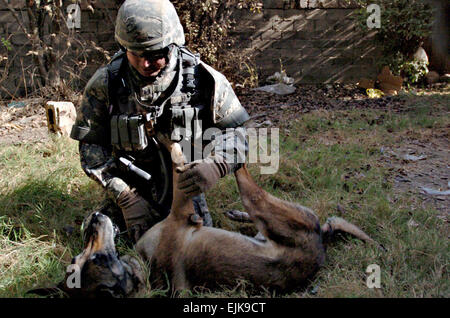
[106,47,204,153]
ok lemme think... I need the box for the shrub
[353,0,433,85]
[173,0,262,86]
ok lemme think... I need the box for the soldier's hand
[117,189,159,242]
[176,158,230,198]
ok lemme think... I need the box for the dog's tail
[321,217,382,249]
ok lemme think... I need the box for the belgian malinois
[30,136,376,297]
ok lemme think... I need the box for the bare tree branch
[25,1,48,85]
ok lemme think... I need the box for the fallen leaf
[367,88,384,98]
[377,66,403,96]
[358,78,375,89]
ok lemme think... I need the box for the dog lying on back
[30,138,376,297]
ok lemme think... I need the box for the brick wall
[0,0,379,98]
[0,0,121,99]
[232,0,380,83]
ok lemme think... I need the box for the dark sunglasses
[129,47,170,60]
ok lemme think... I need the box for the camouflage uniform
[70,0,249,237]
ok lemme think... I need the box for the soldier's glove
[176,157,230,198]
[116,189,157,243]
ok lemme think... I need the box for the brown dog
[30,137,375,297]
[135,137,375,293]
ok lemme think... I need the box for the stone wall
[0,0,380,98]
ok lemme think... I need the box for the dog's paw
[225,210,252,223]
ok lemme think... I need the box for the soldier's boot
[192,193,213,227]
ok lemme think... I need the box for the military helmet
[115,0,185,52]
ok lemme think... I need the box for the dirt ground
[0,98,49,145]
[382,128,449,221]
[1,83,448,220]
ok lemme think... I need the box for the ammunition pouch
[111,114,148,152]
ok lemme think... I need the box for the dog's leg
[225,209,252,222]
[235,165,377,250]
[138,134,201,292]
[156,133,197,220]
[321,216,383,250]
[137,136,198,258]
[234,165,321,248]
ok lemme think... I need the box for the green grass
[0,91,448,297]
[0,138,101,296]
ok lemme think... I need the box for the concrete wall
[0,0,384,98]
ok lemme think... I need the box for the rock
[253,83,296,95]
[395,175,411,183]
[420,186,450,196]
[413,47,429,65]
[45,101,77,137]
[425,71,440,84]
[402,154,427,162]
[308,283,320,295]
[266,71,294,85]
[255,120,273,128]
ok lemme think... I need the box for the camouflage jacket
[70,47,249,200]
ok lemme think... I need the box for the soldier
[70,0,249,243]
